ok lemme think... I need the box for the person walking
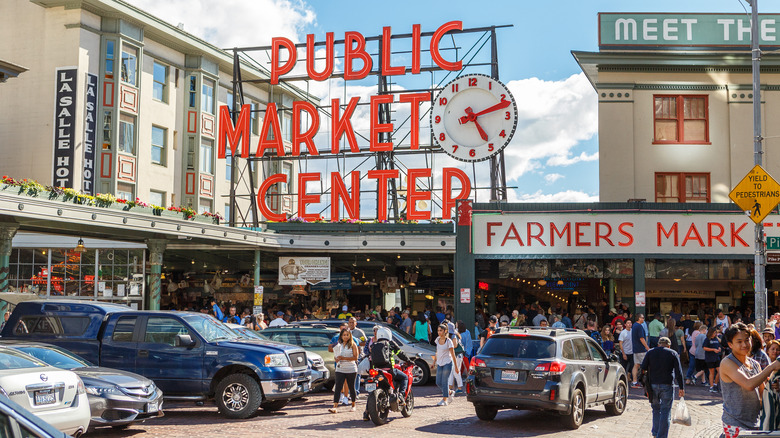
[632,314,650,388]
[619,319,634,380]
[329,328,359,413]
[457,320,474,359]
[447,321,465,394]
[648,313,664,349]
[703,327,723,393]
[479,316,498,349]
[412,313,431,343]
[432,324,458,406]
[720,323,780,436]
[761,340,780,431]
[640,337,685,438]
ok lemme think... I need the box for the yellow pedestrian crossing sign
[729,165,780,224]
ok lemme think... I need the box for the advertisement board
[278,257,331,285]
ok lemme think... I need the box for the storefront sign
[82,73,97,195]
[53,67,77,188]
[218,22,477,221]
[635,291,646,307]
[769,253,780,264]
[600,13,780,47]
[278,257,331,285]
[646,290,716,299]
[460,287,471,304]
[309,272,352,291]
[472,212,777,255]
[253,285,263,315]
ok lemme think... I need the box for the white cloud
[123,0,316,47]
[512,190,598,203]
[502,73,598,179]
[544,173,564,184]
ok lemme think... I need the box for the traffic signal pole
[751,0,768,329]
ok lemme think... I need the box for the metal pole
[752,0,767,329]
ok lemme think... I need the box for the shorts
[706,361,720,370]
[695,359,707,372]
[633,352,647,366]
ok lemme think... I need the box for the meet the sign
[600,13,780,47]
[278,257,331,285]
[472,212,780,255]
[53,67,77,188]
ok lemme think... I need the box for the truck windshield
[182,315,240,342]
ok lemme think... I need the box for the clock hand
[473,99,511,117]
[464,107,488,141]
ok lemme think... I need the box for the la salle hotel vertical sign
[53,67,77,188]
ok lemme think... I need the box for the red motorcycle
[364,362,415,425]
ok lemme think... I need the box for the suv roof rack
[496,326,581,337]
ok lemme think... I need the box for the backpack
[370,341,392,368]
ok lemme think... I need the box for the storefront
[454,202,770,322]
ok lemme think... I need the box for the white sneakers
[437,399,449,406]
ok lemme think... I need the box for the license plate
[147,402,158,413]
[501,370,519,381]
[34,389,56,406]
[365,383,377,392]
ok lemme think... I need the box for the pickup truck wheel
[605,380,627,416]
[474,403,498,421]
[412,360,430,386]
[260,400,288,411]
[215,374,262,419]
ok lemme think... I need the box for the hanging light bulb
[74,238,86,254]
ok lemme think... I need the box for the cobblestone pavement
[92,382,728,438]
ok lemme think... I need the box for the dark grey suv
[466,327,628,429]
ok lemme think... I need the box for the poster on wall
[53,67,77,188]
[82,72,97,195]
[278,257,331,285]
[635,291,646,307]
[460,288,471,304]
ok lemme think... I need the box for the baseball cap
[658,337,671,346]
[276,311,284,316]
[342,305,348,311]
[489,315,498,323]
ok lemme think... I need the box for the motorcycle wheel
[400,390,414,417]
[367,389,390,425]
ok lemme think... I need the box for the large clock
[431,74,518,162]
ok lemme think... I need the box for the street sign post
[728,165,780,224]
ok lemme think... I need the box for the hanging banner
[278,257,331,285]
[309,272,352,291]
[53,67,77,188]
[83,73,97,195]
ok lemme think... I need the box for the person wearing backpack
[479,315,498,350]
[362,327,411,420]
[446,321,465,394]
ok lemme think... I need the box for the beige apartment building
[575,12,780,204]
[0,0,307,221]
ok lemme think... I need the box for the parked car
[291,320,436,385]
[0,346,90,436]
[1,300,311,419]
[0,394,69,438]
[466,326,628,429]
[225,323,330,393]
[261,326,339,390]
[0,341,163,430]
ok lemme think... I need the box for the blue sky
[129,0,774,214]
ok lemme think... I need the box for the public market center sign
[600,13,780,48]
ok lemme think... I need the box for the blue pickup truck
[0,300,310,419]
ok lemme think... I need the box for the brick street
[91,383,728,438]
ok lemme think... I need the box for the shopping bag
[672,397,692,426]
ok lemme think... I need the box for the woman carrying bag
[329,328,359,413]
[432,324,458,406]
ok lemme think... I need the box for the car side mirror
[175,334,196,347]
[608,353,619,362]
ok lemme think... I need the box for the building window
[117,183,134,201]
[655,172,710,203]
[151,126,166,166]
[188,75,197,108]
[105,40,115,79]
[283,113,292,142]
[199,199,212,214]
[152,61,168,102]
[200,139,213,174]
[121,45,138,86]
[119,114,135,155]
[251,102,259,135]
[225,152,232,181]
[224,204,231,223]
[653,95,708,143]
[187,137,195,170]
[282,162,292,194]
[201,79,214,114]
[149,190,165,208]
[227,91,234,112]
[102,111,112,150]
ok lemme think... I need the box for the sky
[125,0,772,216]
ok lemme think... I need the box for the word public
[218,21,472,221]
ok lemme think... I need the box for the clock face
[431,74,518,162]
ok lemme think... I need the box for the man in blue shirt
[631,314,650,388]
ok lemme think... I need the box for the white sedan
[0,347,90,437]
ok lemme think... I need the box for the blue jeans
[650,383,674,438]
[436,362,453,398]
